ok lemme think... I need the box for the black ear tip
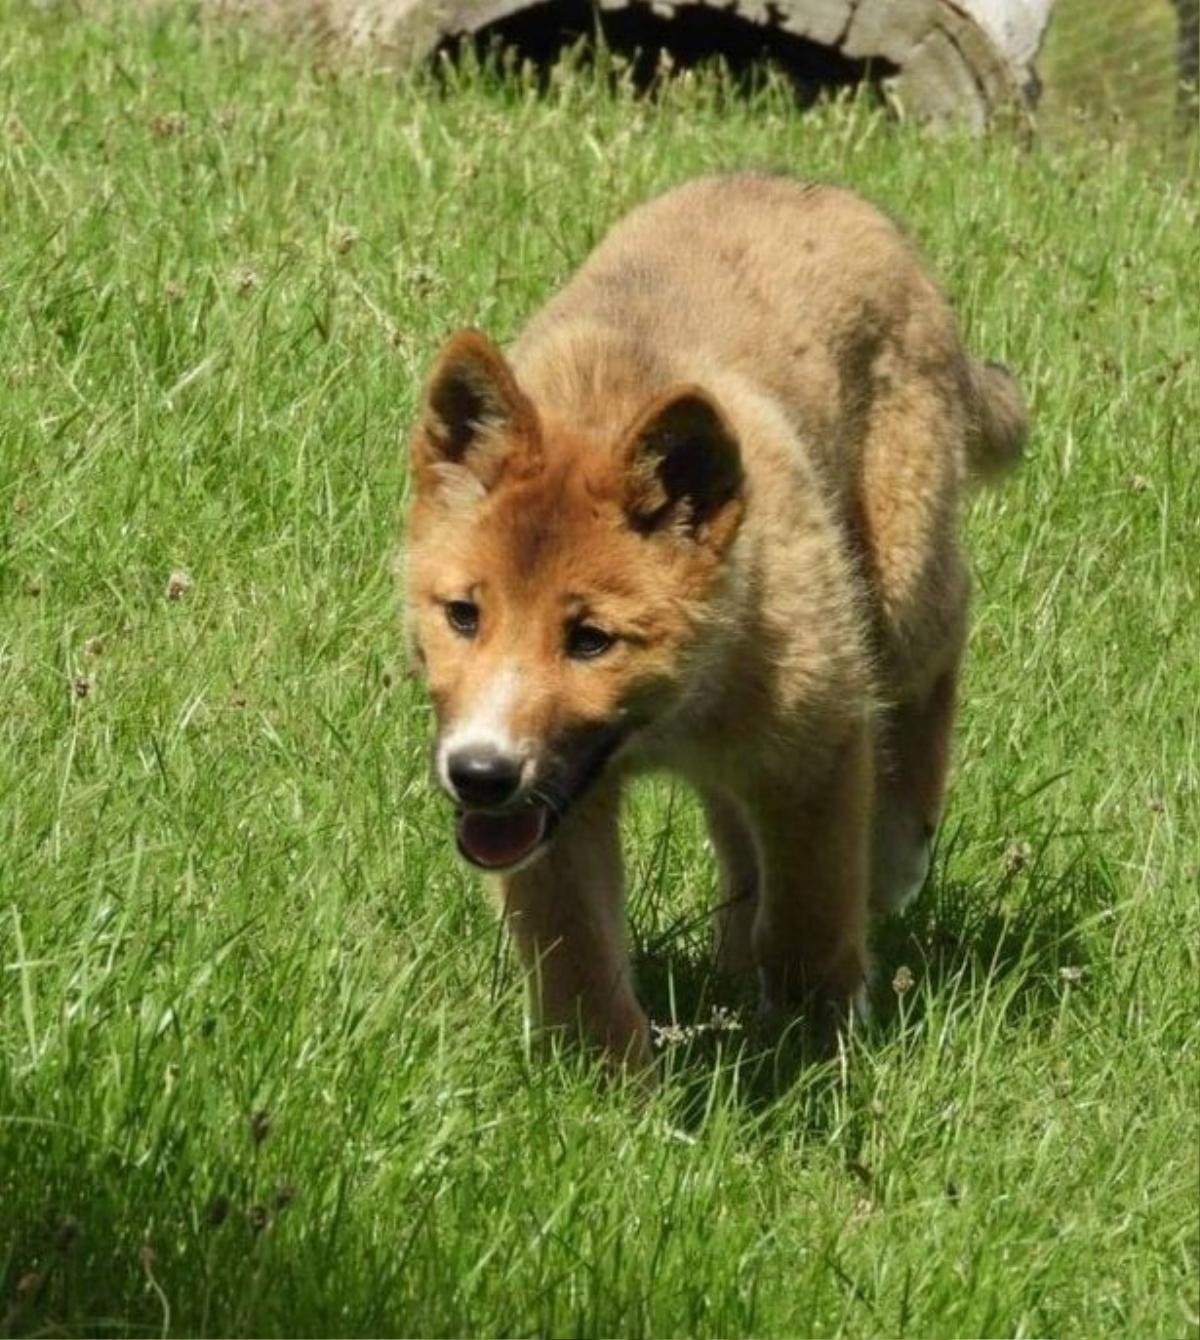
[656,390,742,472]
[426,361,491,460]
[422,331,522,460]
[414,331,542,487]
[650,389,726,439]
[658,426,741,501]
[625,385,743,535]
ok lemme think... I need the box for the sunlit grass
[1,5,1197,1336]
[1040,0,1183,133]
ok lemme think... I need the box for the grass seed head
[15,1270,45,1300]
[55,1216,81,1253]
[1004,840,1033,874]
[149,111,188,139]
[166,569,192,601]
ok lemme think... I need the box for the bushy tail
[965,359,1028,484]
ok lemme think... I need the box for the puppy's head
[404,329,744,871]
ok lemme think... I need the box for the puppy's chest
[617,691,755,793]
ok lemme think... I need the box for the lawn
[1,5,1197,1336]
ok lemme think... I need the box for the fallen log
[215,0,1054,128]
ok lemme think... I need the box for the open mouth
[446,721,634,873]
[455,802,552,871]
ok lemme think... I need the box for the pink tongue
[457,806,548,869]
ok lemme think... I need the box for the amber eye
[566,623,615,661]
[445,600,479,638]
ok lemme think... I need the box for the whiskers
[530,781,567,822]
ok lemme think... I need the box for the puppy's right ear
[411,330,541,498]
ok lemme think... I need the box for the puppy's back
[513,173,971,496]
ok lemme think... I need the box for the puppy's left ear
[621,386,744,550]
[411,329,541,497]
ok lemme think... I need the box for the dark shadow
[628,825,1113,1125]
[436,0,897,104]
[628,884,851,1127]
[867,832,1111,1032]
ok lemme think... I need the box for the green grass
[1,6,1198,1337]
[1040,0,1182,133]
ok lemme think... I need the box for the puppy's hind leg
[701,787,759,978]
[871,651,961,916]
[851,349,971,916]
[748,722,873,1042]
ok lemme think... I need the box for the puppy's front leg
[748,722,873,1041]
[496,779,651,1073]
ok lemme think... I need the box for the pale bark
[216,0,1055,127]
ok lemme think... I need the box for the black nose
[446,746,523,808]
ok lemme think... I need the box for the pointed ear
[621,386,744,548]
[411,329,541,495]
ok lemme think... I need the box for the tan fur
[404,173,1027,1073]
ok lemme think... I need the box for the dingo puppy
[404,174,1026,1070]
